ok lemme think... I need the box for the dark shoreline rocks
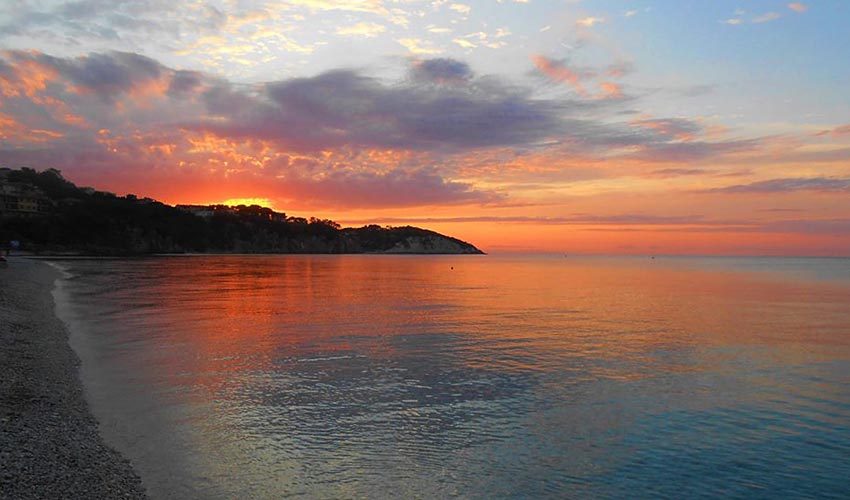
[0,258,146,499]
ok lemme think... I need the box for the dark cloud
[190,68,570,152]
[200,82,257,115]
[629,139,760,163]
[8,50,165,99]
[411,58,473,84]
[709,177,850,193]
[0,49,788,209]
[53,51,162,97]
[0,58,14,78]
[0,49,754,161]
[0,137,136,172]
[167,69,204,96]
[276,167,501,208]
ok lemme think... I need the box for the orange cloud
[788,3,807,13]
[0,54,58,98]
[531,54,586,97]
[630,118,700,142]
[832,124,850,136]
[814,124,850,138]
[598,81,623,99]
[0,111,65,144]
[3,49,850,256]
[0,113,21,139]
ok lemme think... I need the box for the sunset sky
[1,0,849,254]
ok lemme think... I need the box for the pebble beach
[0,258,146,499]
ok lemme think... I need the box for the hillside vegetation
[0,168,483,255]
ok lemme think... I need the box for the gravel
[0,258,147,499]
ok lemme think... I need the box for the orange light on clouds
[1,2,849,258]
[531,54,587,96]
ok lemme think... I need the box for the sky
[1,0,849,255]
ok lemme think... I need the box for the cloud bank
[0,50,805,212]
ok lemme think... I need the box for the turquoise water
[51,255,850,499]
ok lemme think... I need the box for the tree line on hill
[0,168,482,255]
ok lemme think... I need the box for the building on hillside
[0,181,53,217]
[176,204,217,217]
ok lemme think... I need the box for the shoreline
[20,249,487,258]
[0,258,146,499]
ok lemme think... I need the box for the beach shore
[0,258,146,499]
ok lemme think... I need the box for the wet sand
[0,258,146,499]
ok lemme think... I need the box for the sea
[49,255,850,499]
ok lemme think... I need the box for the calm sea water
[51,255,850,499]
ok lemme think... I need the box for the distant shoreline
[1,166,484,257]
[0,258,147,499]
[19,250,488,258]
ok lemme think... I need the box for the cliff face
[0,168,485,255]
[382,235,482,254]
[340,226,483,254]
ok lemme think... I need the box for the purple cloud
[0,49,787,209]
[710,177,850,193]
[629,139,760,163]
[275,167,501,208]
[187,67,570,153]
[411,58,473,84]
[20,51,165,99]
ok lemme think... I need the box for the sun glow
[220,198,276,209]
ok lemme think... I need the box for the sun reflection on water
[57,255,850,499]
